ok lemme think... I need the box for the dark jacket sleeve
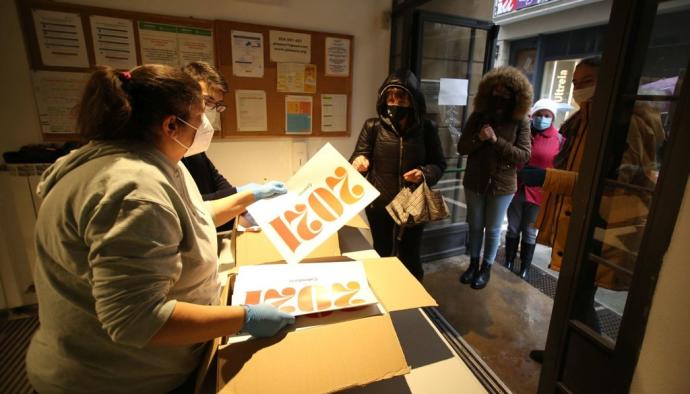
[201,157,236,201]
[421,120,447,186]
[350,118,377,162]
[494,118,531,165]
[457,112,486,155]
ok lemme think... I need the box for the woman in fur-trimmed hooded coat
[456,66,533,289]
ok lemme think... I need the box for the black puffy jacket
[350,70,447,208]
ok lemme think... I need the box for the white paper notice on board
[138,22,179,67]
[325,37,350,77]
[32,9,89,68]
[231,30,264,77]
[31,71,89,133]
[90,16,137,69]
[177,26,214,66]
[247,143,380,264]
[270,30,311,63]
[231,261,379,316]
[438,78,469,106]
[321,94,347,132]
[235,90,267,131]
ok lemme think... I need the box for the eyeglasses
[203,95,227,113]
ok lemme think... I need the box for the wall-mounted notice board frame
[17,0,217,141]
[215,21,353,138]
[17,0,354,141]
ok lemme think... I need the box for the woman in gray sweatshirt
[26,65,293,393]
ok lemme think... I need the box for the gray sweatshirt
[26,141,220,393]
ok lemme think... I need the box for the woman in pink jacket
[504,99,562,279]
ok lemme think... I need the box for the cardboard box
[215,255,437,393]
[195,213,436,393]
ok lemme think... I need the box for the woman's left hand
[403,169,424,184]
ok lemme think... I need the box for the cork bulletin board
[16,0,354,141]
[214,20,353,138]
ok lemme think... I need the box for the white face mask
[572,86,596,105]
[173,114,214,157]
[205,108,221,131]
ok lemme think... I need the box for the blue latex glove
[520,166,546,187]
[237,181,287,201]
[238,181,287,200]
[242,304,295,338]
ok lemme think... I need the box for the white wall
[630,178,690,394]
[0,0,391,184]
[0,0,45,154]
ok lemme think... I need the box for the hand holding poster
[247,143,380,264]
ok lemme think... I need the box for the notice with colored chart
[247,143,380,264]
[285,95,313,134]
[231,262,379,317]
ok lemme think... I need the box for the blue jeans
[466,190,513,265]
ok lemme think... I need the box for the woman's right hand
[352,155,370,173]
[242,304,295,338]
[479,124,497,143]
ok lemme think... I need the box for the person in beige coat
[521,56,664,362]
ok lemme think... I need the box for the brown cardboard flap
[363,257,438,312]
[217,315,410,394]
[235,230,340,266]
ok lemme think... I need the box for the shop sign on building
[494,0,558,17]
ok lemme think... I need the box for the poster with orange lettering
[247,143,380,264]
[231,262,379,317]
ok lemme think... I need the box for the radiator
[0,164,47,310]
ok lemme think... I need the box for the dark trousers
[366,207,425,281]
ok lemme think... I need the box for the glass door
[540,0,690,391]
[409,11,497,260]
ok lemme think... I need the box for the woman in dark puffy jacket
[350,70,446,281]
[457,66,532,289]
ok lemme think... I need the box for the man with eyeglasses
[181,61,269,232]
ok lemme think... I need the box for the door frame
[539,0,690,391]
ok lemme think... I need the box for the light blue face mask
[532,116,553,131]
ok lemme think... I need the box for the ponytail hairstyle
[76,65,202,142]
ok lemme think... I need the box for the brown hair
[76,65,202,142]
[182,61,229,93]
[473,66,534,120]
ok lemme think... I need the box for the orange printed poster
[231,262,378,317]
[247,143,380,264]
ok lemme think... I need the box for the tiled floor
[423,255,551,394]
[421,242,627,393]
[0,309,37,394]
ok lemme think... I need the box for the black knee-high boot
[459,257,480,284]
[504,236,520,272]
[518,242,536,280]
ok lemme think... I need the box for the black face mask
[489,96,515,119]
[387,105,411,125]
